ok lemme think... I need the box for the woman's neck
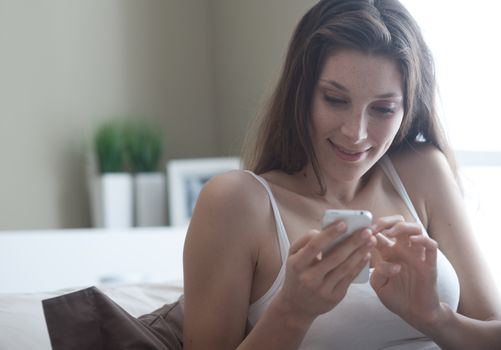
[297,163,375,207]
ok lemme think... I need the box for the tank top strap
[244,170,290,263]
[379,155,426,232]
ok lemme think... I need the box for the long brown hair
[242,0,457,193]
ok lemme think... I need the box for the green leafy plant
[94,121,128,173]
[126,121,165,173]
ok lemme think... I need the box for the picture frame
[166,157,241,226]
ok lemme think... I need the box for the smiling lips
[329,140,370,162]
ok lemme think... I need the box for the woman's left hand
[370,216,442,330]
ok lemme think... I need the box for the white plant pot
[134,172,167,227]
[91,173,133,228]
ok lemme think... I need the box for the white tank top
[245,156,460,350]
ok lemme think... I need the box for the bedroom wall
[0,0,318,230]
[212,0,317,155]
[0,0,216,229]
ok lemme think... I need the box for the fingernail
[385,227,396,236]
[336,221,347,231]
[390,265,401,274]
[359,229,371,241]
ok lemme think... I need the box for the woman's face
[310,49,405,182]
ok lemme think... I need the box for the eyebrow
[319,78,403,99]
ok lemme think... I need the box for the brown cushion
[42,286,183,350]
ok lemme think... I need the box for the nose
[340,111,368,143]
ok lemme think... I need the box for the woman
[183,0,501,349]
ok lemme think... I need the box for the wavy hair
[242,0,456,193]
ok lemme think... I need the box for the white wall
[212,0,317,155]
[0,0,217,229]
[0,0,320,230]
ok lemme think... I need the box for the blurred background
[0,0,317,229]
[0,0,499,235]
[0,0,500,294]
[403,0,501,294]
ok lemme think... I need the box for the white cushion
[0,281,183,350]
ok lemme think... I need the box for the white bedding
[0,281,184,350]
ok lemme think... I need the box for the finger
[409,242,426,261]
[318,265,358,307]
[289,229,317,256]
[370,269,389,291]
[324,248,371,290]
[316,228,374,276]
[388,235,436,269]
[384,222,422,238]
[372,239,403,280]
[375,232,394,248]
[293,222,348,269]
[372,232,397,263]
[371,215,405,233]
[371,241,383,262]
[375,260,402,276]
[329,254,370,300]
[410,235,438,267]
[370,260,401,291]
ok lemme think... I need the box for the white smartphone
[321,209,373,284]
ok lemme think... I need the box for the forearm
[238,298,313,350]
[422,303,501,350]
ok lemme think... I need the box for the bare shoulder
[201,169,267,201]
[183,170,275,347]
[389,143,457,195]
[386,144,459,229]
[390,143,451,173]
[195,169,271,221]
[185,169,273,257]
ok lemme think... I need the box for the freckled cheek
[368,118,403,143]
[311,111,341,134]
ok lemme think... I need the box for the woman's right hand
[274,221,376,324]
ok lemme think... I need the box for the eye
[374,107,395,114]
[324,95,347,106]
[372,105,396,116]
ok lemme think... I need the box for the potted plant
[90,120,133,228]
[126,121,166,227]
